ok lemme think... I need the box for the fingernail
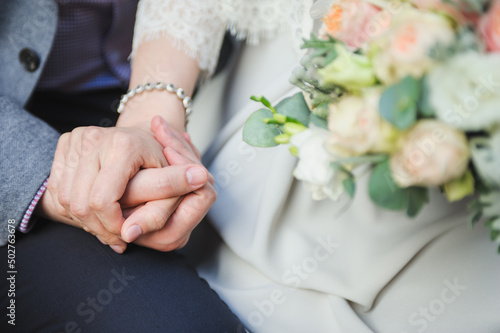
[125,224,143,243]
[110,245,125,254]
[186,166,207,186]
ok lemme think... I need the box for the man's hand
[40,125,169,253]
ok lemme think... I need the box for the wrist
[36,191,80,228]
[116,85,191,133]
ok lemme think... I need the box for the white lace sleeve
[131,0,226,75]
[131,0,314,75]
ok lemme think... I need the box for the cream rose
[370,6,455,84]
[428,52,500,132]
[390,120,470,187]
[479,0,500,52]
[290,126,345,200]
[326,90,400,157]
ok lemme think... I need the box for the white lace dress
[132,1,500,332]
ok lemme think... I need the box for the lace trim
[132,0,313,75]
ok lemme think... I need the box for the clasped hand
[39,116,216,253]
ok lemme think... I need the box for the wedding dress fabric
[133,1,500,332]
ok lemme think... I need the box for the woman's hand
[121,116,217,252]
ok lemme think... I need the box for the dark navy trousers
[1,221,244,332]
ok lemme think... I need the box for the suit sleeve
[0,96,60,246]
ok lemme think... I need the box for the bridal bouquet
[242,0,500,250]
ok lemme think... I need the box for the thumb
[120,164,209,208]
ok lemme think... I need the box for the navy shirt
[37,0,139,91]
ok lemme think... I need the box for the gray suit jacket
[0,0,60,246]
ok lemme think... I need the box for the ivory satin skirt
[187,33,500,333]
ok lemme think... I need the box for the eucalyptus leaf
[336,154,388,166]
[275,93,311,126]
[243,108,281,147]
[331,162,355,178]
[310,114,328,129]
[343,178,356,198]
[369,160,409,211]
[407,187,429,217]
[380,76,420,130]
[468,210,483,229]
[418,76,435,117]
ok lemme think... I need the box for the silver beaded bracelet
[117,82,193,125]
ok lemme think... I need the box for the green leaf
[310,114,328,130]
[380,76,420,130]
[468,210,483,228]
[490,229,500,242]
[336,154,388,166]
[243,109,281,147]
[369,160,428,216]
[343,178,356,198]
[369,160,410,211]
[275,93,311,127]
[301,33,339,50]
[418,76,435,117]
[331,162,355,179]
[407,187,429,217]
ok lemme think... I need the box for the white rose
[390,120,470,187]
[371,6,455,84]
[290,126,345,200]
[326,90,400,157]
[428,52,500,132]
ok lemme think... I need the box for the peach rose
[371,7,455,84]
[320,0,391,49]
[479,0,500,52]
[390,120,470,188]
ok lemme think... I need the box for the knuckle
[110,130,134,150]
[70,201,90,219]
[57,191,71,208]
[88,193,110,211]
[157,173,175,193]
[146,209,169,231]
[81,127,103,153]
[100,233,120,245]
[58,132,70,144]
[66,151,80,169]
